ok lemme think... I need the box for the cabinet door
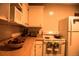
[35,44,43,56]
[0,3,10,21]
[35,41,43,56]
[21,3,29,26]
[14,7,22,24]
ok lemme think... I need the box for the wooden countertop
[26,36,43,41]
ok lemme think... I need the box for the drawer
[35,41,43,44]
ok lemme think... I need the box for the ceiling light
[49,11,54,15]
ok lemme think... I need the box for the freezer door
[68,32,79,56]
[68,16,79,31]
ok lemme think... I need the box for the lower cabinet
[34,40,43,56]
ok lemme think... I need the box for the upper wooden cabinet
[21,3,29,26]
[10,3,22,24]
[0,4,10,21]
[0,3,29,26]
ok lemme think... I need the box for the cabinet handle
[39,46,41,48]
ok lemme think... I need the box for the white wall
[29,6,44,27]
[29,4,76,34]
[43,4,75,34]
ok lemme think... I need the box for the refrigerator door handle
[70,18,72,46]
[70,32,72,46]
[70,35,72,46]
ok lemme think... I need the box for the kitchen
[0,3,79,56]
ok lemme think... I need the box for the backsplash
[0,25,41,40]
[27,27,41,37]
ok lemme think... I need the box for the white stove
[43,34,66,56]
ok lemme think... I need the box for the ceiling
[29,3,79,6]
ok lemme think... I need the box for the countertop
[0,36,43,56]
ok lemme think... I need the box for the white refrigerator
[59,16,79,56]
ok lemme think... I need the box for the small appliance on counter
[27,27,41,37]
